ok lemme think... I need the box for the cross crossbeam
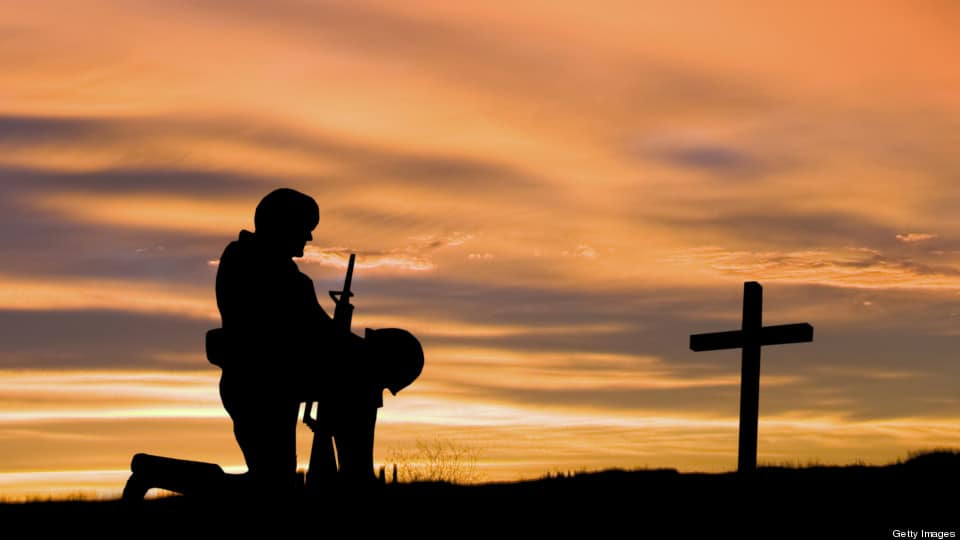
[690,323,813,352]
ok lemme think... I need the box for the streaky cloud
[665,245,960,290]
[0,309,212,370]
[0,114,548,195]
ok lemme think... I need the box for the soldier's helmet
[254,188,319,233]
[365,328,424,395]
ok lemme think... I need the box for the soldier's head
[254,188,319,258]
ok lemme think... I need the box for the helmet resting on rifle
[365,328,424,395]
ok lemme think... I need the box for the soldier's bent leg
[228,400,300,496]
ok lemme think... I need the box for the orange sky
[1,0,959,500]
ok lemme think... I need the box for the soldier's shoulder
[219,231,255,261]
[217,244,242,272]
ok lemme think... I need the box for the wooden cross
[689,281,813,474]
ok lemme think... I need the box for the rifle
[302,253,356,491]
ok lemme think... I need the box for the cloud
[295,231,474,272]
[0,370,222,420]
[0,162,267,198]
[650,209,960,272]
[156,0,625,107]
[896,232,937,243]
[663,245,960,290]
[0,115,549,197]
[659,145,756,171]
[2,266,957,423]
[0,115,108,143]
[300,246,435,272]
[634,137,769,177]
[0,157,531,284]
[457,336,955,421]
[654,209,904,249]
[0,309,212,369]
[0,185,227,285]
[561,244,597,258]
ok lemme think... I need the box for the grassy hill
[2,451,956,535]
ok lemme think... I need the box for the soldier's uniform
[216,229,361,491]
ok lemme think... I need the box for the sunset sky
[1,0,959,499]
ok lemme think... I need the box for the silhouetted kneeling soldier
[214,188,336,494]
[123,188,423,501]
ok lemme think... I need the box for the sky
[1,0,959,499]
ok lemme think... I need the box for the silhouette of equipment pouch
[205,328,234,368]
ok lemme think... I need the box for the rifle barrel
[342,253,356,295]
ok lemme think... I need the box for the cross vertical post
[738,282,762,474]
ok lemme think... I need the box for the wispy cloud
[561,244,598,258]
[301,246,435,272]
[0,277,215,320]
[298,231,474,272]
[663,245,960,290]
[896,232,937,243]
[631,133,775,178]
[0,308,212,369]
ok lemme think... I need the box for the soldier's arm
[299,272,368,350]
[297,272,334,333]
